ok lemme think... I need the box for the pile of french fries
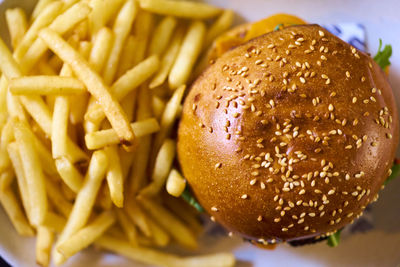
[0,0,235,266]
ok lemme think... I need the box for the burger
[177,16,399,247]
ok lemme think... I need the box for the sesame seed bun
[177,24,399,243]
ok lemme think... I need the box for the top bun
[177,25,399,243]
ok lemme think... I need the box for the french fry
[38,59,58,76]
[0,175,35,237]
[204,10,234,49]
[60,181,77,202]
[51,95,70,160]
[146,216,170,247]
[97,236,235,267]
[57,210,116,259]
[140,139,176,196]
[21,2,92,73]
[7,142,32,223]
[152,85,185,157]
[54,150,108,265]
[152,95,166,120]
[88,0,105,36]
[31,0,56,21]
[96,184,113,210]
[45,178,72,219]
[130,10,155,66]
[39,29,136,147]
[120,90,137,123]
[139,0,222,19]
[85,118,160,150]
[103,0,138,85]
[150,27,184,89]
[116,209,138,246]
[5,8,28,49]
[149,16,177,56]
[0,169,14,195]
[137,196,197,249]
[89,27,114,73]
[0,76,8,127]
[102,0,125,27]
[0,120,13,172]
[69,43,91,125]
[125,200,151,237]
[163,194,203,235]
[15,1,63,61]
[128,87,152,195]
[116,35,136,78]
[104,146,124,208]
[74,20,89,41]
[10,76,86,95]
[86,55,159,124]
[14,120,48,226]
[55,157,83,194]
[113,55,160,100]
[42,212,66,233]
[36,226,54,267]
[166,169,186,197]
[169,21,205,89]
[0,37,22,78]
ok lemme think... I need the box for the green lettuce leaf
[385,163,400,185]
[181,187,204,213]
[327,229,342,247]
[373,39,392,70]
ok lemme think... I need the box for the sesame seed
[328,104,334,111]
[215,163,222,169]
[328,189,335,195]
[211,206,218,212]
[300,77,306,84]
[241,194,248,199]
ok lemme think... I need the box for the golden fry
[55,157,83,194]
[103,0,138,85]
[116,209,138,246]
[86,55,159,124]
[10,76,86,95]
[14,120,48,226]
[116,35,136,78]
[166,169,186,198]
[85,118,160,150]
[7,142,32,223]
[140,139,176,196]
[21,2,92,73]
[150,27,184,89]
[36,226,54,267]
[97,235,236,267]
[152,85,185,157]
[169,21,206,89]
[39,29,135,146]
[125,200,152,237]
[137,196,197,249]
[204,10,234,49]
[139,0,222,19]
[89,27,114,73]
[0,178,35,237]
[54,150,108,265]
[5,8,28,49]
[104,146,124,208]
[15,1,63,61]
[57,210,116,259]
[149,16,177,56]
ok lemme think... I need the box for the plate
[0,0,400,266]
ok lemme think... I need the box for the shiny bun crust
[177,25,399,243]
